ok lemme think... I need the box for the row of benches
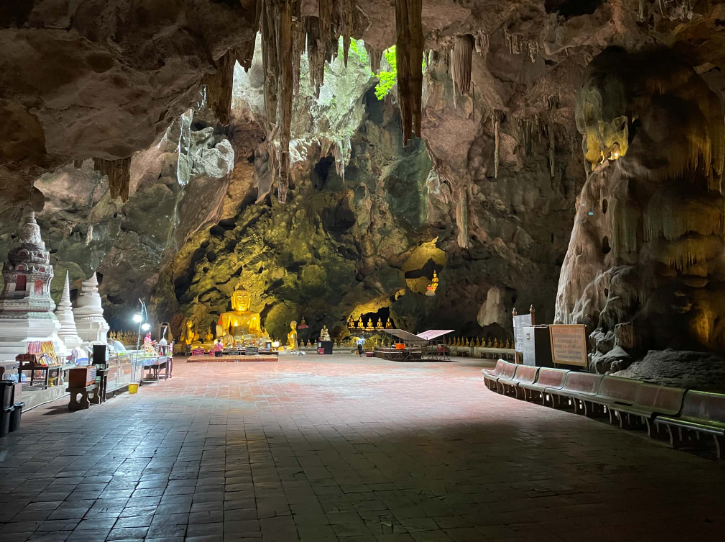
[482,360,725,459]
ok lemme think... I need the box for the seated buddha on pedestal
[218,286,265,345]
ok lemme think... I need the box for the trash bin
[0,381,14,408]
[9,402,24,432]
[0,406,14,437]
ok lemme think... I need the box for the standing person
[357,336,364,357]
[214,339,224,357]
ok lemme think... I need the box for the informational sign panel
[513,313,533,353]
[549,324,587,367]
[246,346,259,356]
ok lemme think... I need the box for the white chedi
[55,271,84,354]
[73,272,110,345]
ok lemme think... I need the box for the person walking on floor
[357,336,364,357]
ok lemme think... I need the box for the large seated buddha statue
[218,286,263,340]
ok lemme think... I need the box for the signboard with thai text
[549,324,588,367]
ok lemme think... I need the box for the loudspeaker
[92,344,107,365]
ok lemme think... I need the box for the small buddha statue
[357,317,364,329]
[376,318,383,331]
[347,315,355,328]
[386,317,393,329]
[494,338,499,348]
[320,325,331,342]
[465,338,470,347]
[205,329,214,343]
[287,321,298,350]
[307,340,312,347]
[219,286,262,338]
[474,338,480,347]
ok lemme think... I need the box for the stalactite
[504,29,538,63]
[450,48,457,110]
[547,96,558,179]
[452,35,474,96]
[235,40,257,72]
[456,189,468,248]
[94,158,131,201]
[260,1,278,131]
[201,50,236,125]
[340,0,354,68]
[395,0,424,144]
[274,0,294,203]
[366,44,381,73]
[292,2,304,96]
[518,118,532,157]
[638,0,646,21]
[492,111,502,178]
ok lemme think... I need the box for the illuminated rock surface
[3,1,725,372]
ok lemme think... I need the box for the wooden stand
[67,383,97,411]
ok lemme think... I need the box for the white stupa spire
[55,271,83,353]
[74,271,110,345]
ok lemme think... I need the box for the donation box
[69,366,97,388]
[522,326,554,367]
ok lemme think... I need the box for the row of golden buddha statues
[347,315,394,331]
[109,330,141,344]
[446,337,513,348]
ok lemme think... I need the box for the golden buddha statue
[494,338,499,348]
[287,321,298,350]
[366,318,374,331]
[205,329,214,343]
[347,315,355,328]
[357,317,364,329]
[386,317,393,329]
[376,318,383,331]
[184,320,199,346]
[219,286,262,338]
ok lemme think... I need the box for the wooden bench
[551,372,603,415]
[482,359,508,390]
[654,391,725,459]
[589,376,642,420]
[610,383,685,432]
[518,367,569,405]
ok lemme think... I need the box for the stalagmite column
[94,158,131,201]
[395,0,424,144]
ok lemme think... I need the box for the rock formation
[5,1,725,368]
[556,47,725,368]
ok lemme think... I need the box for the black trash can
[0,381,14,408]
[9,402,24,432]
[0,406,14,437]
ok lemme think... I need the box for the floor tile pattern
[1,355,723,541]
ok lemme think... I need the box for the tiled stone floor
[0,354,723,542]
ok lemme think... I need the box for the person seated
[213,339,224,357]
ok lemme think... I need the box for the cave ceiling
[2,0,725,344]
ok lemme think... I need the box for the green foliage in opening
[338,38,368,65]
[374,46,427,101]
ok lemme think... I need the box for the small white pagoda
[73,272,110,346]
[0,212,65,359]
[55,271,84,356]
